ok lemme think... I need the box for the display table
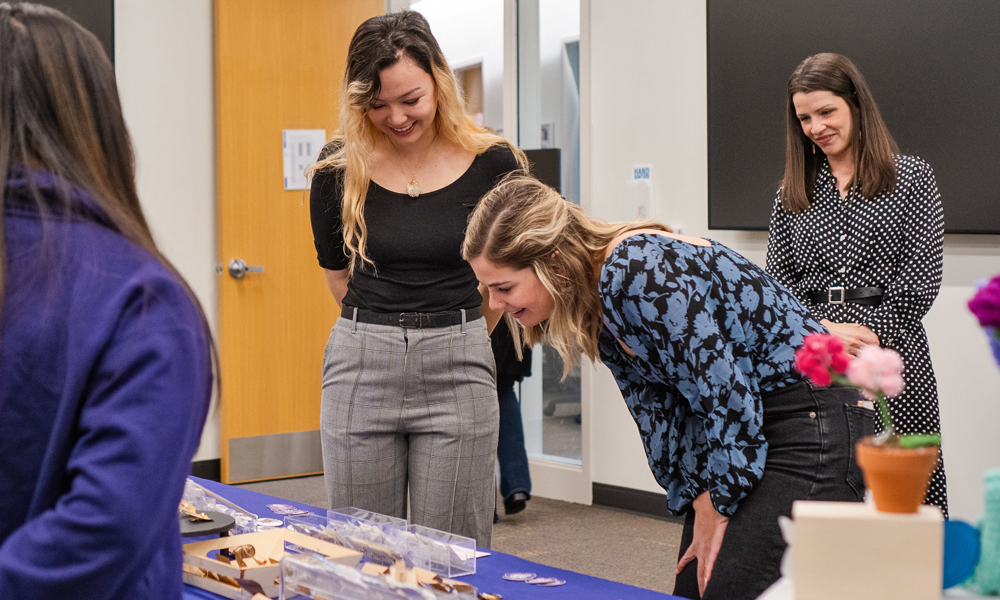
[181,477,680,600]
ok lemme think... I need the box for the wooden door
[215,0,382,483]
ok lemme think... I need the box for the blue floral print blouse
[598,234,826,516]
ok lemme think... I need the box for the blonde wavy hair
[310,11,527,273]
[463,176,668,377]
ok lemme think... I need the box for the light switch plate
[283,129,327,191]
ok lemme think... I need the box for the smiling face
[368,53,437,146]
[469,256,556,327]
[792,90,854,163]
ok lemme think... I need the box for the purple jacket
[0,171,212,600]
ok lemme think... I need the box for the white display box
[793,501,944,600]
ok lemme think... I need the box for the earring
[812,142,816,155]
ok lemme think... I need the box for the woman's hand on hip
[676,491,729,596]
[820,319,880,355]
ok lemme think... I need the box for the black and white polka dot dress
[766,155,948,517]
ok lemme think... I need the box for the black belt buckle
[398,313,422,328]
[828,286,845,304]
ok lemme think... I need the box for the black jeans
[673,382,874,600]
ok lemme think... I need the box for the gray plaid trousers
[320,313,499,547]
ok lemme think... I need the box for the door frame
[503,0,593,505]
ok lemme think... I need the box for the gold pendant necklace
[396,130,436,198]
[407,176,421,198]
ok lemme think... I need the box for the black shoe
[493,510,499,524]
[504,492,530,515]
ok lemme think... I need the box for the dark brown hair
[0,3,213,353]
[780,53,898,212]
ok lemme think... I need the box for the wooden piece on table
[182,529,361,599]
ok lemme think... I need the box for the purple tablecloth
[182,477,679,600]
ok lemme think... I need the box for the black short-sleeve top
[309,142,519,313]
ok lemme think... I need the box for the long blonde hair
[311,11,527,273]
[463,176,667,377]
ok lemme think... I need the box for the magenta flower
[796,333,938,447]
[794,333,851,387]
[846,345,905,401]
[969,275,1000,329]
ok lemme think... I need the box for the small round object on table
[255,517,283,531]
[179,510,236,537]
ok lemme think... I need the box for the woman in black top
[308,11,526,547]
[767,53,947,515]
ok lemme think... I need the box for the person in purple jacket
[0,4,213,600]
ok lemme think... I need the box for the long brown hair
[0,3,213,350]
[463,176,666,377]
[310,10,527,273]
[780,53,898,213]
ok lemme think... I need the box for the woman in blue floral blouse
[464,176,873,600]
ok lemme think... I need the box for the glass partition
[517,0,582,465]
[415,0,581,467]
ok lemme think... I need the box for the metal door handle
[228,259,264,279]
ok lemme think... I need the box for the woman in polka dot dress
[767,53,948,516]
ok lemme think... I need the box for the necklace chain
[393,130,437,198]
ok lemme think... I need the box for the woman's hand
[676,491,729,596]
[820,319,880,355]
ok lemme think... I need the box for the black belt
[345,305,483,328]
[807,287,884,306]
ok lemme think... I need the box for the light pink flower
[846,345,905,399]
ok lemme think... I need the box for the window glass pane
[517,0,582,465]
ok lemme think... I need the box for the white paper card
[283,129,327,191]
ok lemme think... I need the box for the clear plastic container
[279,554,473,600]
[287,513,404,568]
[182,478,257,534]
[327,507,407,543]
[284,514,342,555]
[387,525,476,578]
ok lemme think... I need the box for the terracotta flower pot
[855,436,939,513]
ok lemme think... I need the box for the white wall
[109,0,1000,519]
[412,0,506,133]
[586,0,1000,521]
[386,0,413,13]
[114,0,219,462]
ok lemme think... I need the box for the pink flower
[794,333,851,386]
[830,350,850,374]
[969,275,1000,329]
[846,345,905,399]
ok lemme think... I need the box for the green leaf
[898,433,941,449]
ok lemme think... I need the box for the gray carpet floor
[237,475,683,595]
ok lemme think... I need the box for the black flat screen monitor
[708,0,1000,234]
[36,0,114,64]
[524,148,561,194]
